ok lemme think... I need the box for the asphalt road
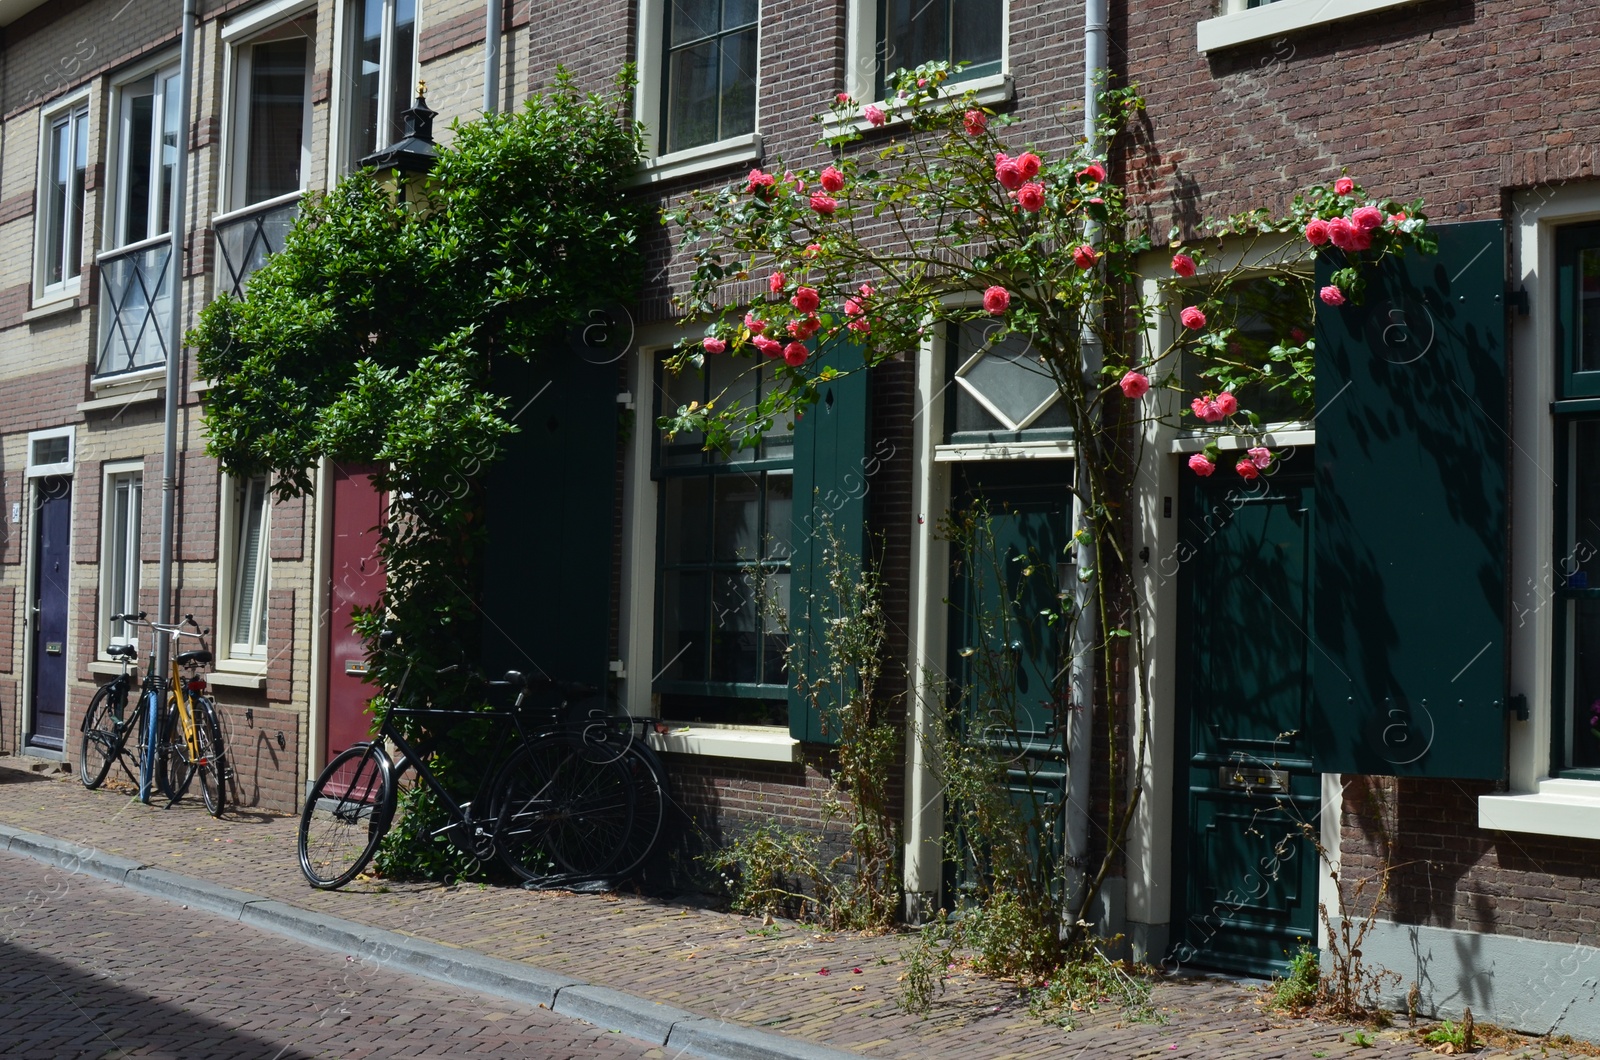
[0,851,665,1059]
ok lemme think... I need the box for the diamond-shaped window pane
[955,328,1062,431]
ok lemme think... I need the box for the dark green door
[1172,470,1319,975]
[944,462,1073,900]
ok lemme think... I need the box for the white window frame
[34,91,91,303]
[25,426,76,478]
[102,54,183,253]
[1197,0,1425,54]
[330,0,419,179]
[218,474,272,667]
[1480,183,1600,840]
[632,0,764,185]
[99,462,145,654]
[220,0,316,214]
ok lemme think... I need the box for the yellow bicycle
[146,614,230,816]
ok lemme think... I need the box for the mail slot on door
[45,642,63,655]
[344,659,368,676]
[1218,765,1289,794]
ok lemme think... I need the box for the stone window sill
[1168,427,1314,453]
[631,133,764,188]
[647,725,798,762]
[821,73,1014,137]
[1198,0,1423,53]
[1479,779,1600,841]
[207,670,267,691]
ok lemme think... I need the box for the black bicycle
[297,640,667,889]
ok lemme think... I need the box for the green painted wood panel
[1311,220,1508,779]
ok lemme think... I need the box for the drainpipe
[1065,0,1110,928]
[148,0,197,800]
[483,0,501,113]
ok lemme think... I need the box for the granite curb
[0,825,864,1060]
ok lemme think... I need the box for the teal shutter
[788,343,872,744]
[1311,220,1508,779]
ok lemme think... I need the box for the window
[229,17,313,210]
[653,356,793,726]
[946,320,1072,444]
[661,0,757,155]
[1177,275,1313,426]
[112,66,182,248]
[101,468,143,649]
[1196,0,1424,54]
[226,476,271,660]
[879,0,1003,95]
[342,0,417,171]
[37,99,89,297]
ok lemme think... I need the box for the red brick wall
[268,493,304,561]
[210,700,302,813]
[0,367,85,434]
[419,0,529,65]
[73,459,102,565]
[0,587,14,673]
[265,588,295,703]
[1,471,22,565]
[178,453,219,562]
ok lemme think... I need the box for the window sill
[87,660,139,678]
[25,294,80,323]
[78,388,163,414]
[821,73,1015,136]
[935,439,1075,462]
[91,365,167,394]
[631,133,764,188]
[647,725,798,763]
[206,671,267,691]
[1168,427,1314,453]
[1197,0,1423,53]
[1479,779,1600,841]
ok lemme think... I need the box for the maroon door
[325,463,386,763]
[28,476,72,750]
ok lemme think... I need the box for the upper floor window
[230,17,313,210]
[111,65,181,249]
[226,475,272,660]
[662,0,757,155]
[343,0,417,171]
[879,0,1002,94]
[37,98,89,298]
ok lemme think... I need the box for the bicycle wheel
[606,737,669,879]
[298,744,396,889]
[79,681,128,790]
[492,733,633,882]
[156,699,190,804]
[193,697,229,818]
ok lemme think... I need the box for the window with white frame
[342,0,417,172]
[1196,0,1423,54]
[660,0,757,156]
[229,15,314,210]
[225,475,272,660]
[879,0,1003,94]
[100,467,143,650]
[36,97,89,298]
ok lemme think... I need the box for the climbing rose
[1180,306,1207,330]
[1320,285,1347,306]
[847,317,870,334]
[1120,370,1151,398]
[994,153,1025,190]
[788,316,821,340]
[1017,182,1046,212]
[745,313,767,335]
[1247,446,1273,469]
[1191,397,1223,423]
[791,286,820,313]
[1346,224,1373,251]
[1327,216,1357,250]
[983,286,1011,314]
[1079,162,1107,183]
[746,169,776,196]
[1334,176,1355,195]
[1236,459,1261,481]
[836,92,851,103]
[1389,211,1408,225]
[1189,454,1216,477]
[809,193,837,215]
[1352,205,1384,230]
[804,243,821,257]
[864,104,886,126]
[963,109,987,136]
[1171,253,1197,278]
[1017,152,1043,179]
[1305,218,1331,246]
[845,296,864,316]
[820,166,845,193]
[702,337,726,355]
[783,342,809,366]
[754,336,782,358]
[1072,244,1100,269]
[1215,391,1238,417]
[768,272,785,294]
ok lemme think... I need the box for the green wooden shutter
[788,343,872,744]
[1311,220,1508,779]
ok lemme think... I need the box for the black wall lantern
[360,81,438,205]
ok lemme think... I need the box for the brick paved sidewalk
[0,759,1576,1060]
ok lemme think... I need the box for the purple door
[28,475,72,750]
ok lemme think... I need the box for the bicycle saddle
[107,644,138,659]
[175,649,213,666]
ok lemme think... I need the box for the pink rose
[702,336,726,355]
[1120,370,1151,398]
[788,316,821,340]
[746,169,776,196]
[858,283,874,297]
[1290,326,1307,342]
[1189,454,1216,477]
[1352,205,1383,230]
[1346,224,1372,251]
[1389,211,1407,225]
[1247,446,1272,469]
[995,157,1025,191]
[847,317,870,334]
[1305,219,1331,245]
[768,272,785,294]
[845,297,864,316]
[1017,182,1046,212]
[983,286,1011,314]
[1191,396,1222,423]
[783,170,804,193]
[1327,217,1358,251]
[809,193,837,215]
[836,92,851,104]
[1214,391,1238,417]
[1171,253,1197,278]
[963,109,987,136]
[1072,244,1100,269]
[1180,306,1206,330]
[820,166,845,193]
[783,341,809,366]
[754,336,782,358]
[791,286,820,313]
[864,104,887,127]
[1235,459,1260,481]
[804,243,821,257]
[744,312,766,335]
[1078,162,1106,183]
[1334,177,1355,195]
[1017,152,1043,179]
[1319,285,1346,307]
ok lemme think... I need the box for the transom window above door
[947,321,1071,443]
[662,0,757,155]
